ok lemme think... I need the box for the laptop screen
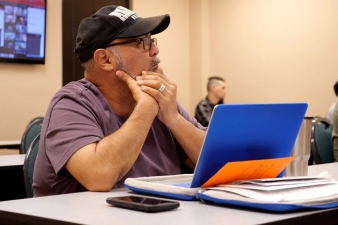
[191,103,308,188]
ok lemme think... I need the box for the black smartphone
[106,195,180,212]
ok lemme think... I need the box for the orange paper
[201,156,296,188]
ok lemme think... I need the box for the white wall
[209,0,338,116]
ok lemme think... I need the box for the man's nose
[149,42,159,56]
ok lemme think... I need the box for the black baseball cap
[74,5,170,63]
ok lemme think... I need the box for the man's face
[214,81,227,100]
[109,34,160,79]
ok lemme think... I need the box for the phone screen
[106,196,180,212]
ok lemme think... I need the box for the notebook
[125,103,308,201]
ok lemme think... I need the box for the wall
[1,0,337,140]
[209,0,338,117]
[0,0,62,140]
[189,0,210,117]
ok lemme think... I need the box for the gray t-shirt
[33,79,205,197]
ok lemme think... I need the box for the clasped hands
[116,68,178,124]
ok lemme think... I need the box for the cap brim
[116,14,170,38]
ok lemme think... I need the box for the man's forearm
[66,101,157,191]
[166,114,206,164]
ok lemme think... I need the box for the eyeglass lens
[143,38,157,50]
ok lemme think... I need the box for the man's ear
[93,49,114,71]
[211,84,218,92]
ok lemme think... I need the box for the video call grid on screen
[0,0,46,63]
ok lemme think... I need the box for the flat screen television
[0,0,46,64]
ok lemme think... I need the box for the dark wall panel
[62,0,130,86]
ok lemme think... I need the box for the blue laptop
[191,102,308,187]
[125,103,308,200]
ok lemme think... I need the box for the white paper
[217,180,335,191]
[204,171,338,202]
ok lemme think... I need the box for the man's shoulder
[61,79,94,91]
[197,98,212,107]
[55,79,99,99]
[48,79,107,114]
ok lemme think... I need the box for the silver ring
[158,84,166,93]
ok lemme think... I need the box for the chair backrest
[23,134,40,198]
[20,117,43,154]
[310,117,334,164]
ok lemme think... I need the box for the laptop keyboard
[172,182,191,188]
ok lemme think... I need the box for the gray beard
[110,47,161,80]
[112,49,138,80]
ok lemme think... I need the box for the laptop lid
[190,103,308,188]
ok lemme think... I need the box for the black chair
[310,117,334,164]
[20,117,43,154]
[23,134,40,198]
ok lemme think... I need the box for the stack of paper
[198,171,338,205]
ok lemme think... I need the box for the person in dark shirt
[195,76,226,127]
[326,81,338,124]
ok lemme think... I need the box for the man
[333,103,338,161]
[326,81,338,124]
[195,76,226,127]
[33,5,206,196]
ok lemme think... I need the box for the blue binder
[195,190,338,212]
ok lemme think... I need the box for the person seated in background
[33,5,206,197]
[326,81,338,124]
[194,76,227,127]
[332,102,338,161]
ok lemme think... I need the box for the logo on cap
[109,6,138,21]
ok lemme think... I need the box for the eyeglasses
[105,37,157,51]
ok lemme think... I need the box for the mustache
[120,57,162,79]
[150,57,161,66]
